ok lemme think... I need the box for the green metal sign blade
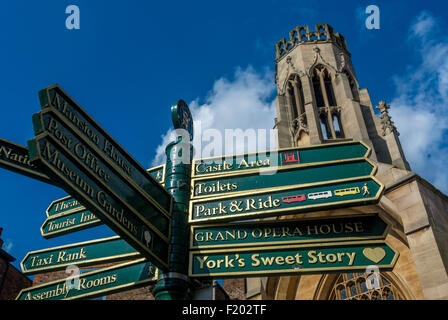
[192,158,376,199]
[41,209,102,239]
[34,111,170,238]
[38,85,173,215]
[21,236,141,275]
[190,214,390,249]
[0,137,58,186]
[189,176,384,224]
[28,135,169,270]
[46,195,85,217]
[192,141,370,178]
[16,258,158,300]
[189,241,399,278]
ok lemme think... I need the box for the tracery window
[286,74,305,121]
[329,272,406,300]
[312,65,344,140]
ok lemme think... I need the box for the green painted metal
[46,195,84,217]
[190,214,390,249]
[0,137,57,186]
[189,240,399,278]
[192,141,370,178]
[190,176,384,224]
[154,101,194,301]
[27,134,169,270]
[192,158,376,199]
[16,258,158,300]
[41,209,102,239]
[32,111,170,237]
[21,236,141,275]
[37,84,173,215]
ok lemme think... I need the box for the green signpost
[189,240,399,278]
[0,84,399,300]
[190,214,390,249]
[21,236,141,275]
[16,258,158,300]
[192,141,371,178]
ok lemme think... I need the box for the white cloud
[151,66,277,166]
[389,11,448,193]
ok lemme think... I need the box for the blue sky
[0,0,447,276]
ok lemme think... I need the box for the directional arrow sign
[41,164,166,238]
[16,258,158,300]
[189,240,399,278]
[21,236,141,275]
[190,214,390,249]
[28,133,170,270]
[0,137,57,186]
[191,158,377,199]
[189,176,384,224]
[41,209,102,239]
[37,85,172,215]
[192,141,371,178]
[46,195,85,217]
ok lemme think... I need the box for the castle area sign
[192,141,370,178]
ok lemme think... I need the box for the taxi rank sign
[27,85,173,270]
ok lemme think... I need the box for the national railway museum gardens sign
[0,84,397,300]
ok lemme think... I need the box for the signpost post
[153,100,194,300]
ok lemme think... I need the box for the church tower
[241,24,448,301]
[273,24,410,171]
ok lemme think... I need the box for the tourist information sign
[192,141,371,178]
[189,240,398,278]
[21,236,141,275]
[28,106,171,269]
[16,258,158,300]
[189,176,384,224]
[0,137,57,186]
[41,208,102,239]
[190,214,390,249]
[191,158,376,199]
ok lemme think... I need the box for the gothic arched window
[286,74,305,121]
[344,70,359,101]
[329,272,406,300]
[312,65,344,140]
